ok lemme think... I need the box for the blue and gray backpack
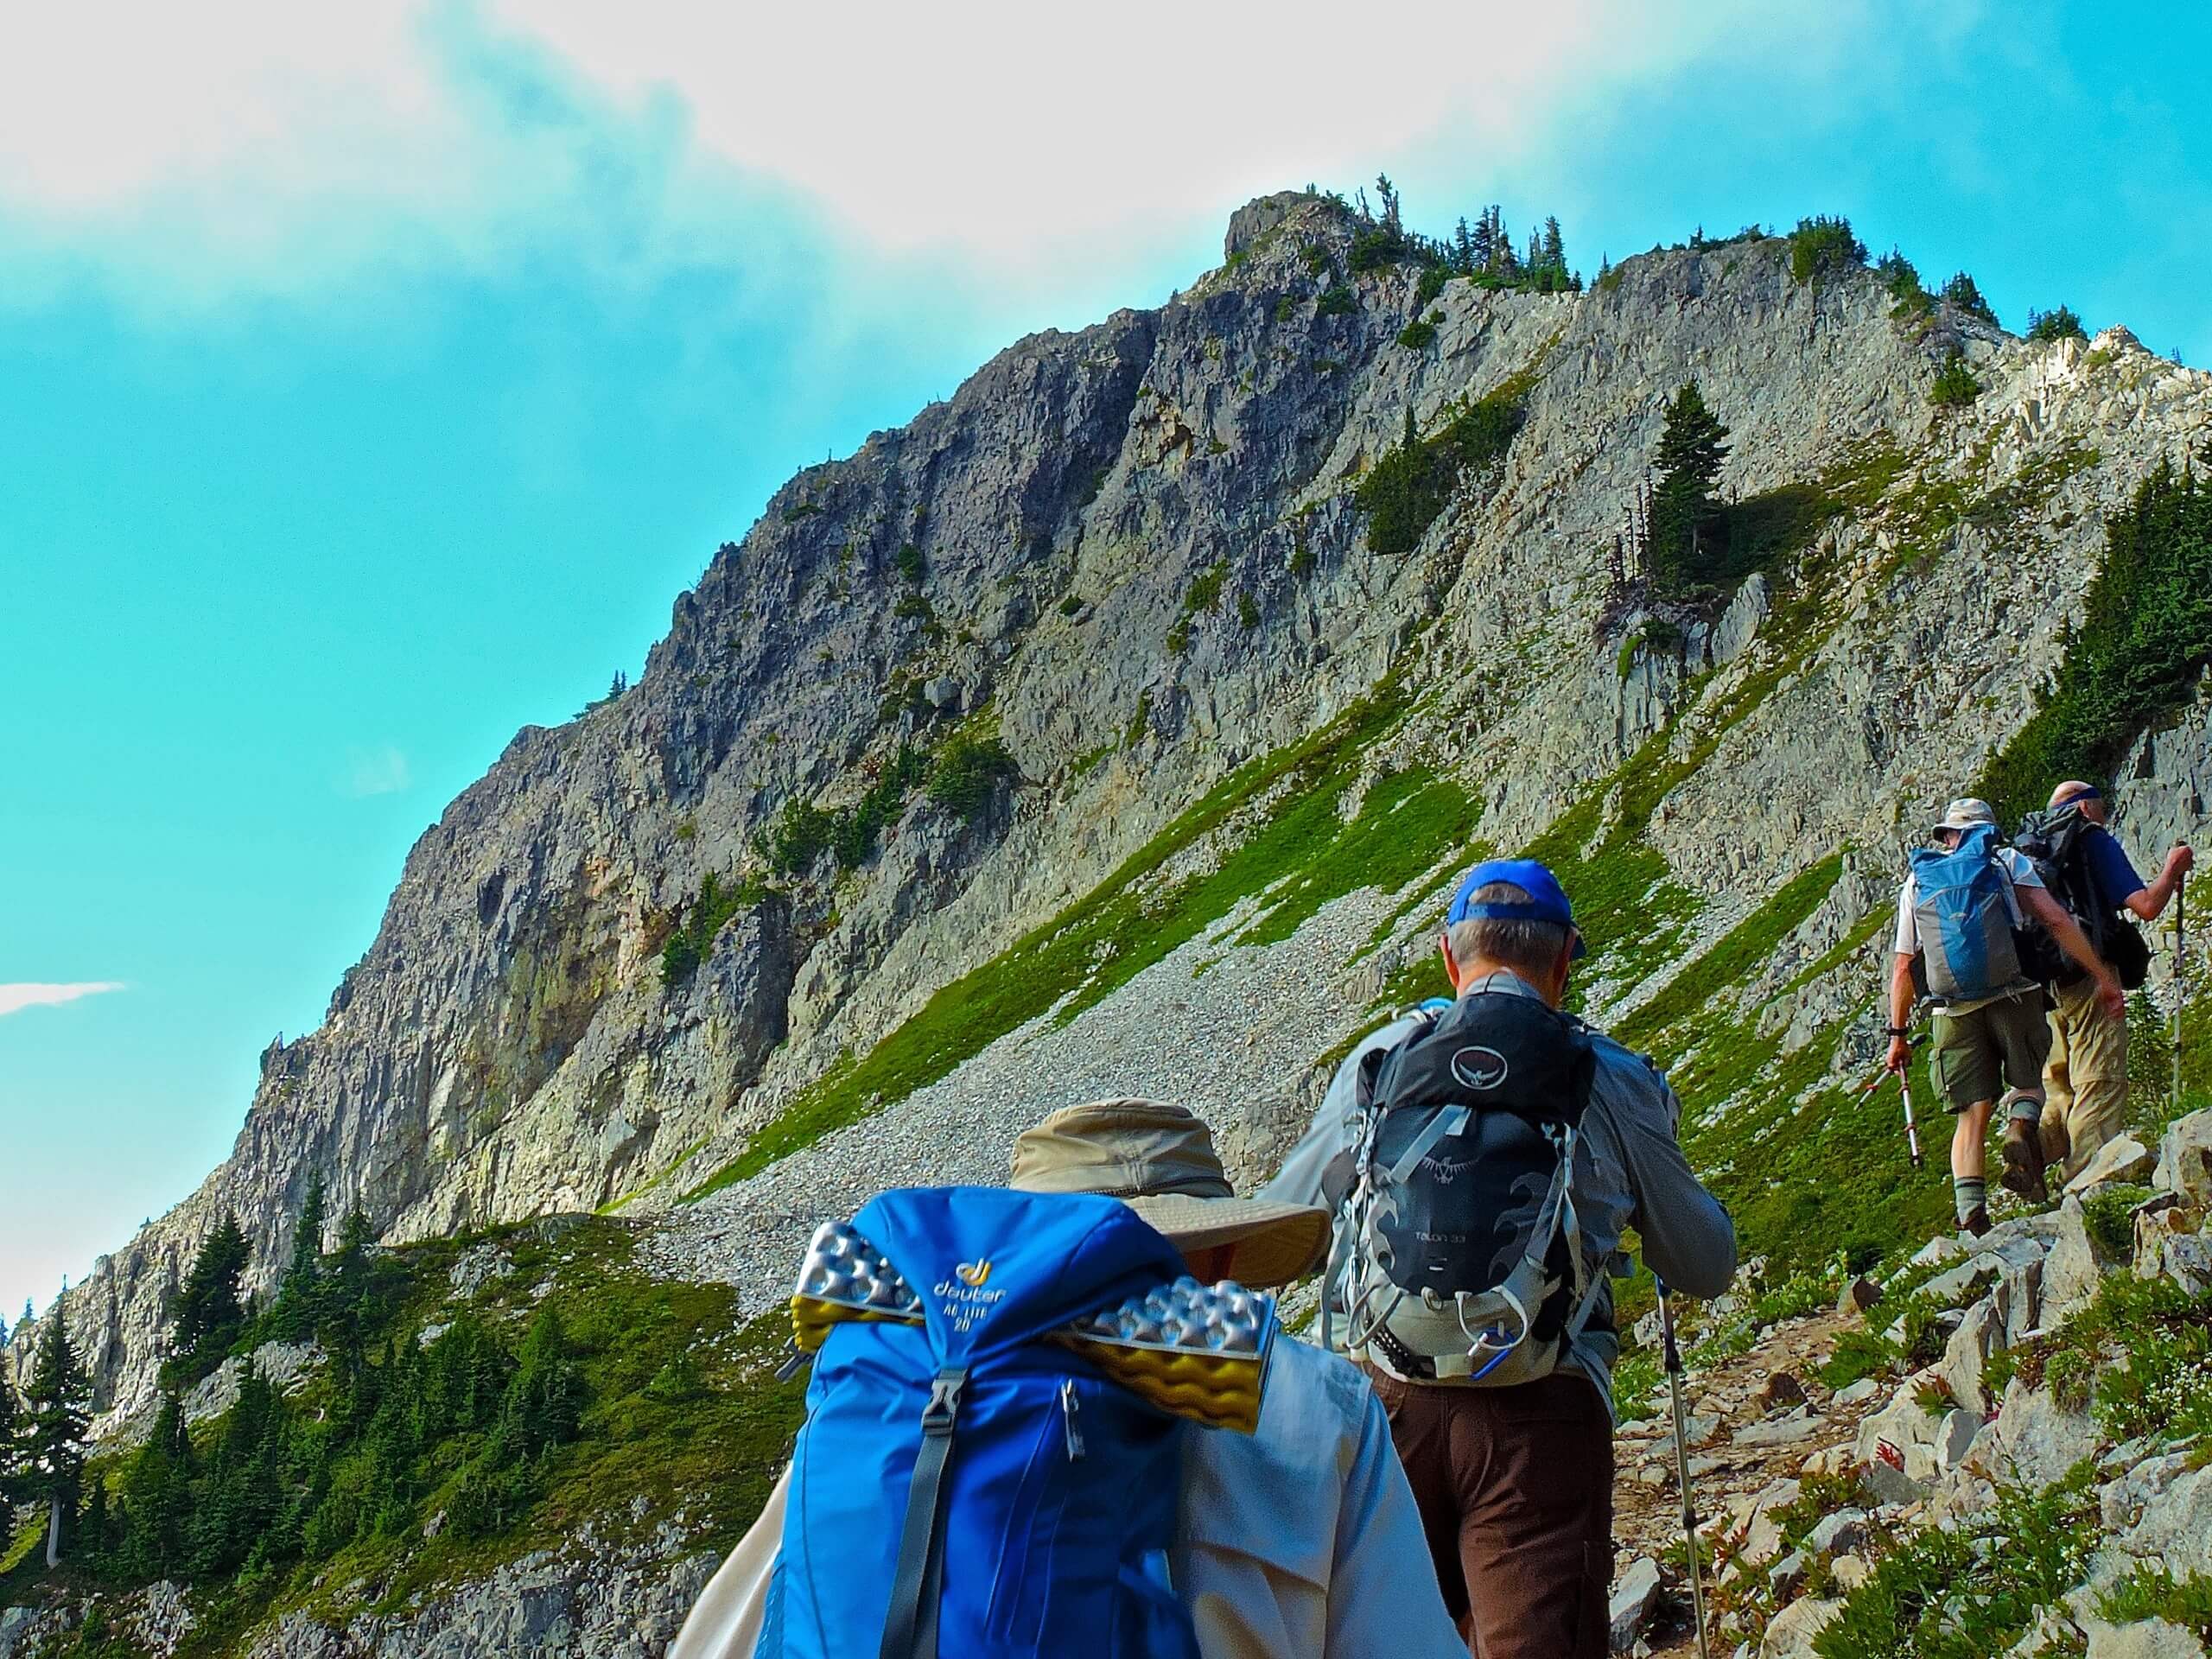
[1910,823,2028,1002]
[756,1185,1276,1659]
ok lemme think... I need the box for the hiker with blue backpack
[1886,798,2123,1236]
[671,1098,1467,1659]
[1265,857,1738,1659]
[2000,780,2194,1200]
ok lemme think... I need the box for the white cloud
[0,983,127,1019]
[0,0,1867,308]
[343,745,412,798]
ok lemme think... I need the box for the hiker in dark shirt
[2003,780,2193,1197]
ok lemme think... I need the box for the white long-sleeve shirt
[669,1334,1465,1659]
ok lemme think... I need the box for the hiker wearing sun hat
[1265,856,1736,1658]
[670,1098,1465,1659]
[1886,796,2120,1236]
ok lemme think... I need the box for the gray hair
[1446,881,1573,976]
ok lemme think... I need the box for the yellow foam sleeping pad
[788,1218,1276,1433]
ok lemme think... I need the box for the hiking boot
[1999,1120,2050,1204]
[1961,1205,1991,1238]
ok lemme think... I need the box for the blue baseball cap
[1445,858,1586,959]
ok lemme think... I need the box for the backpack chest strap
[1384,1104,1472,1184]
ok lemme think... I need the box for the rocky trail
[1611,1304,1886,1656]
[1603,1113,2212,1658]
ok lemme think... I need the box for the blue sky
[4,0,2209,1325]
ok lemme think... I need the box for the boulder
[1759,1596,1842,1659]
[2043,1195,2118,1325]
[1986,1380,2102,1491]
[1909,1235,1969,1271]
[2133,1199,2192,1277]
[1833,1377,1882,1406]
[1738,1478,1805,1567]
[2086,1619,2209,1659]
[2113,1464,2212,1580]
[1832,1554,1872,1592]
[2066,1134,2155,1193]
[1939,1296,2005,1414]
[2000,1255,2045,1346]
[2100,1451,2197,1536]
[1808,1508,1868,1556]
[2158,1233,2212,1295]
[1864,1458,1929,1507]
[2154,1110,2212,1208]
[1736,1408,1821,1450]
[1854,1381,1943,1466]
[924,676,964,713]
[1609,1555,1663,1653]
[1713,574,1772,664]
[1935,1408,1983,1471]
[1769,1549,1808,1599]
[1839,1276,1885,1318]
[1921,1257,2004,1306]
[1757,1371,1808,1413]
[1801,1445,1855,1478]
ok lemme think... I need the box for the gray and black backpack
[2014,803,2152,989]
[1325,988,1607,1387]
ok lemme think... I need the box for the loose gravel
[640,877,1412,1310]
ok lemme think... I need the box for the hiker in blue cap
[1267,857,1736,1658]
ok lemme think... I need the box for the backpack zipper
[1059,1378,1085,1460]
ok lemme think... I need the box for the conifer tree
[119,1389,194,1578]
[0,1359,24,1503]
[502,1306,584,1459]
[2026,305,2088,343]
[1941,271,1999,327]
[171,1211,250,1374]
[1649,381,1732,591]
[275,1171,328,1336]
[1541,215,1565,274]
[79,1471,114,1562]
[23,1314,92,1567]
[1469,207,1495,274]
[1374,173,1401,231]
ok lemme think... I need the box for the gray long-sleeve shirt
[1262,970,1738,1416]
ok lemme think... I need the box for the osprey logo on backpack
[1450,1046,1511,1090]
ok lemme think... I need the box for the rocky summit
[10,190,2212,1653]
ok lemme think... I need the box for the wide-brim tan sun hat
[1007,1098,1330,1290]
[1932,797,1999,835]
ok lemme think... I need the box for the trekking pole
[1897,1071,1923,1169]
[2175,874,2187,1107]
[1860,1050,1925,1169]
[1657,1278,1713,1659]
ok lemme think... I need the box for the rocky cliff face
[16,192,2212,1463]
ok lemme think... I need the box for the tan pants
[2042,975,2129,1180]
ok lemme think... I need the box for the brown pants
[1366,1369,1615,1658]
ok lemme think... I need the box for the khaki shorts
[1930,989,2051,1112]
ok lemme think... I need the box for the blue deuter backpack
[1910,823,2027,1001]
[758,1186,1274,1659]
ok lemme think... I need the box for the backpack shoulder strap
[878,1369,969,1659]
